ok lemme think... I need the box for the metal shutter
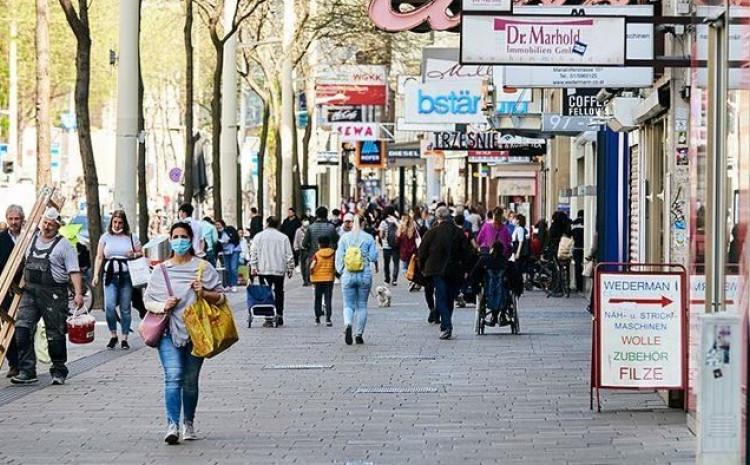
[629,145,641,262]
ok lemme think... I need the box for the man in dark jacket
[571,210,584,292]
[280,208,302,247]
[417,206,474,340]
[1,205,24,378]
[248,207,263,239]
[301,206,338,287]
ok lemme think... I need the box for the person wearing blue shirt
[335,215,378,345]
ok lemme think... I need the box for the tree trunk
[35,0,51,187]
[257,100,270,217]
[274,126,282,219]
[137,0,148,242]
[211,42,224,219]
[301,107,312,185]
[291,99,301,213]
[183,0,194,201]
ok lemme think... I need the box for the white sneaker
[164,423,180,445]
[182,421,197,440]
[231,286,237,293]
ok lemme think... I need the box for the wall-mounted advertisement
[501,5,654,88]
[333,122,380,141]
[461,15,626,66]
[403,80,488,124]
[431,131,546,153]
[462,0,511,12]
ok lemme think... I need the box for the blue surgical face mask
[170,238,191,255]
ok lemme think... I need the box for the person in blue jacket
[335,214,378,345]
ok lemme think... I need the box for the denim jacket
[335,231,378,286]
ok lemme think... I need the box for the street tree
[35,0,52,187]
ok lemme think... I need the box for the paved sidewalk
[0,278,695,465]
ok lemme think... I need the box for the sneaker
[182,421,197,441]
[10,372,38,385]
[326,320,332,327]
[106,336,118,349]
[344,325,353,345]
[355,335,364,344]
[51,375,66,386]
[262,319,274,328]
[439,330,452,340]
[121,340,130,350]
[315,316,320,326]
[164,423,180,445]
[5,366,19,378]
[391,281,397,287]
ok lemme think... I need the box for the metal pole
[8,20,18,165]
[704,11,729,315]
[114,0,140,219]
[220,0,239,225]
[280,0,295,212]
[398,166,405,214]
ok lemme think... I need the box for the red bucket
[67,312,96,344]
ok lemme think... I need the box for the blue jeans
[433,276,460,333]
[158,336,204,425]
[104,273,133,336]
[342,273,371,336]
[225,251,240,287]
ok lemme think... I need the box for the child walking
[309,236,336,326]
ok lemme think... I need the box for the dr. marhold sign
[598,273,685,389]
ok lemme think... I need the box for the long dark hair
[108,210,131,236]
[169,221,195,256]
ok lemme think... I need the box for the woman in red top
[396,214,418,272]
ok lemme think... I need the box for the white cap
[43,207,62,225]
[343,213,354,222]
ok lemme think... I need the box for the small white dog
[375,285,392,308]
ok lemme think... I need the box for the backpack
[344,236,365,272]
[386,221,398,249]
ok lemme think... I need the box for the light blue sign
[0,144,7,159]
[496,102,529,114]
[417,89,480,116]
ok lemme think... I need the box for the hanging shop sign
[462,0,511,12]
[595,269,687,391]
[316,65,387,85]
[695,6,750,89]
[431,131,547,153]
[502,5,654,88]
[542,113,599,133]
[461,16,626,66]
[368,0,460,33]
[388,147,421,159]
[423,58,496,82]
[468,151,535,164]
[496,177,536,196]
[403,80,488,124]
[316,151,339,166]
[355,141,387,169]
[324,106,364,123]
[315,65,388,106]
[563,88,603,116]
[333,122,380,141]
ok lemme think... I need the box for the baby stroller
[473,259,522,336]
[246,284,277,328]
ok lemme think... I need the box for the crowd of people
[0,196,592,445]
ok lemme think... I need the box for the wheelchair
[474,269,520,335]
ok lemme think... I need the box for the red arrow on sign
[609,296,674,308]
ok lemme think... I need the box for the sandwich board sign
[591,264,688,411]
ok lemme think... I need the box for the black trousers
[383,248,400,283]
[15,286,69,378]
[259,275,285,316]
[5,336,18,369]
[573,249,584,292]
[314,282,333,320]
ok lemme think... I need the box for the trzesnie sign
[431,132,546,154]
[461,16,626,66]
[597,272,686,389]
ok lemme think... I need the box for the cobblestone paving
[0,277,695,465]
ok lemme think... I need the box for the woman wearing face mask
[92,210,142,350]
[143,222,224,444]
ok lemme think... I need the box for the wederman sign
[461,16,626,66]
[431,132,546,153]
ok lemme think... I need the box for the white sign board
[423,58,496,82]
[694,7,750,89]
[402,80,488,124]
[333,122,379,141]
[461,16,626,66]
[598,273,684,388]
[462,0,510,12]
[315,65,387,85]
[502,5,654,88]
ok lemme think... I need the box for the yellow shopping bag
[184,261,239,358]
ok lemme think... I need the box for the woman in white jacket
[249,216,294,327]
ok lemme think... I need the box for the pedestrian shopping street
[0,278,694,465]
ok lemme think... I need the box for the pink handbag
[138,265,172,348]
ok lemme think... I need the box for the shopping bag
[35,320,50,365]
[138,264,171,348]
[128,257,152,288]
[184,297,239,358]
[405,254,427,286]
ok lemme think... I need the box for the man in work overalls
[11,208,84,386]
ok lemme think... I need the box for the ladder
[0,187,64,368]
